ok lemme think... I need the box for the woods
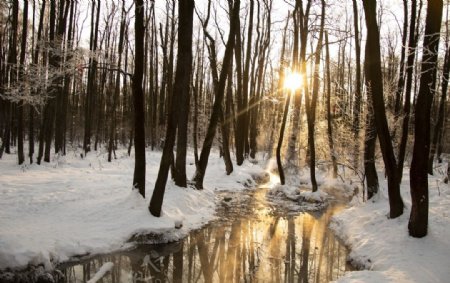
[0,0,449,243]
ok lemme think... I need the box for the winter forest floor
[0,148,266,270]
[0,148,450,282]
[332,161,450,283]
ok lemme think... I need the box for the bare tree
[409,0,443,237]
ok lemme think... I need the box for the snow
[331,162,450,283]
[267,166,356,212]
[0,148,266,270]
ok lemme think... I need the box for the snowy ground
[0,148,266,270]
[331,162,450,283]
[265,160,357,212]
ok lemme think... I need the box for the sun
[283,71,303,91]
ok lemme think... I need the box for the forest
[0,0,450,282]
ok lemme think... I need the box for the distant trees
[0,0,447,238]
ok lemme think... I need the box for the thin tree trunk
[305,0,325,192]
[325,32,337,178]
[397,0,418,181]
[17,0,28,165]
[192,0,240,190]
[133,0,146,198]
[352,0,362,169]
[428,44,449,173]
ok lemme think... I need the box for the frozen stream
[56,187,353,282]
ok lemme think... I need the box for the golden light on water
[283,71,303,91]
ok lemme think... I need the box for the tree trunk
[397,0,418,181]
[362,0,404,217]
[174,0,195,187]
[305,0,325,192]
[352,0,362,169]
[325,32,338,178]
[409,0,443,238]
[133,0,146,198]
[276,91,291,185]
[192,0,240,190]
[428,44,449,173]
[150,0,195,216]
[18,0,27,165]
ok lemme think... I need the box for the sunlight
[283,71,303,92]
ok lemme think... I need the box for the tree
[305,0,325,192]
[362,0,404,218]
[133,0,146,198]
[352,0,362,169]
[428,39,450,173]
[192,0,240,190]
[409,0,443,238]
[150,0,195,216]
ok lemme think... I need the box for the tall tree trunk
[325,32,338,178]
[2,0,19,157]
[394,0,409,117]
[352,0,362,169]
[83,0,101,155]
[133,0,146,198]
[234,13,245,165]
[192,0,240,190]
[108,0,126,162]
[17,0,27,165]
[242,0,254,158]
[409,0,443,238]
[364,98,379,200]
[428,44,449,173]
[54,1,70,155]
[43,0,58,163]
[305,0,325,192]
[276,91,292,185]
[174,0,195,187]
[397,0,418,181]
[150,0,195,216]
[362,0,404,218]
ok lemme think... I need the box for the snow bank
[0,148,266,270]
[267,165,356,212]
[331,164,450,282]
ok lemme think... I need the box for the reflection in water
[58,189,351,282]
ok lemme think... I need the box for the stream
[54,187,353,283]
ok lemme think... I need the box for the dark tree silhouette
[362,0,404,217]
[150,0,195,216]
[409,0,443,238]
[133,0,146,198]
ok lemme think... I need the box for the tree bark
[305,0,325,192]
[174,0,195,187]
[150,0,195,216]
[192,0,240,190]
[17,0,27,165]
[325,32,338,178]
[428,44,449,173]
[362,0,404,217]
[133,0,146,198]
[409,0,443,238]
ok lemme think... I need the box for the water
[57,188,353,283]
